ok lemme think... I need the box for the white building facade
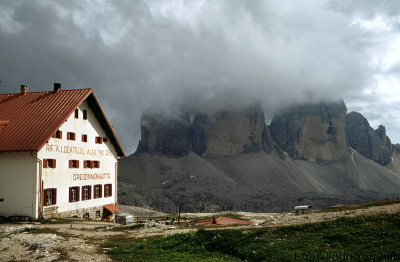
[0,84,125,220]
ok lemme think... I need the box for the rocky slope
[118,101,400,213]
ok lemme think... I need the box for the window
[104,184,112,197]
[103,137,108,143]
[96,210,101,218]
[69,186,80,202]
[82,185,91,200]
[83,110,87,120]
[74,109,79,119]
[93,161,100,168]
[52,130,62,139]
[67,132,76,141]
[84,160,91,168]
[84,160,99,169]
[43,159,56,168]
[94,184,102,199]
[84,213,89,219]
[69,160,79,168]
[43,188,57,206]
[95,136,103,144]
[82,134,87,142]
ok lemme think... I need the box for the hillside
[118,101,400,213]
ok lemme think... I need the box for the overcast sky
[1,0,400,154]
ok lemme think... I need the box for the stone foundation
[43,205,114,221]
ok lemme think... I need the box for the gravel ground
[1,203,399,261]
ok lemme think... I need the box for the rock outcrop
[119,99,400,213]
[345,112,392,166]
[136,114,191,157]
[269,100,348,161]
[192,106,265,158]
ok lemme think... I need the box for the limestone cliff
[136,114,191,157]
[269,100,348,161]
[192,106,265,158]
[345,112,392,166]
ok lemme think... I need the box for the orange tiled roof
[0,88,125,156]
[104,204,120,213]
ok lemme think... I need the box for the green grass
[102,212,400,261]
[320,198,400,213]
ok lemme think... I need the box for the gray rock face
[136,114,192,157]
[345,112,392,166]
[192,106,265,158]
[269,100,348,161]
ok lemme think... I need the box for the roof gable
[0,89,125,156]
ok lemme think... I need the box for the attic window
[103,137,108,143]
[75,109,79,119]
[95,136,103,144]
[83,110,87,120]
[82,134,87,142]
[52,130,62,139]
[67,132,76,141]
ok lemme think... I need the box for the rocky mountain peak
[269,100,348,161]
[345,112,392,166]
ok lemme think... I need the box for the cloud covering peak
[1,0,399,153]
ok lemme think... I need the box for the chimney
[20,85,28,94]
[53,83,61,92]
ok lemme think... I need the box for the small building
[0,84,125,220]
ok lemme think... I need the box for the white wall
[38,100,118,214]
[0,152,38,218]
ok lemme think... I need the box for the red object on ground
[196,216,252,226]
[103,204,120,213]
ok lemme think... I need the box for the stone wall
[43,205,111,221]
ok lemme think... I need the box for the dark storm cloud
[0,0,395,153]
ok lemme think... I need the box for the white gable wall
[0,152,38,218]
[37,100,118,217]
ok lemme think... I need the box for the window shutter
[110,184,112,197]
[59,131,62,139]
[82,134,84,141]
[104,184,106,196]
[76,160,79,168]
[43,189,48,206]
[53,159,56,168]
[90,161,94,168]
[97,161,100,168]
[77,187,80,201]
[99,185,102,198]
[69,160,72,168]
[43,159,47,168]
[89,186,92,200]
[82,187,85,200]
[53,188,57,205]
[73,133,76,140]
[69,187,72,202]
